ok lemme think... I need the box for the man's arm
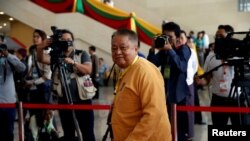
[94,55,99,77]
[167,45,191,72]
[67,50,92,75]
[126,66,168,140]
[36,39,51,65]
[147,48,164,67]
[6,53,26,73]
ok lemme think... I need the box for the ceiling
[0,12,14,35]
[0,11,25,50]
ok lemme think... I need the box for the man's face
[179,32,187,45]
[88,48,93,55]
[111,35,138,69]
[216,28,227,39]
[163,31,177,47]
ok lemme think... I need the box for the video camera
[49,26,73,65]
[214,30,250,60]
[154,34,169,49]
[50,26,73,54]
[214,30,250,81]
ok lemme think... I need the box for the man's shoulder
[179,44,191,56]
[137,58,160,72]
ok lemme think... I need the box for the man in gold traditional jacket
[111,28,172,141]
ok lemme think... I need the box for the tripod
[53,60,83,141]
[227,60,250,125]
[199,59,250,125]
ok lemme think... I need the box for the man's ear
[134,45,139,53]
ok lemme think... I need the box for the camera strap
[104,63,115,86]
[32,49,42,78]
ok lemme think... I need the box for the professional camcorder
[214,30,250,81]
[154,34,169,49]
[214,30,250,60]
[50,26,73,54]
[49,26,73,65]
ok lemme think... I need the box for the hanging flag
[72,0,77,12]
[76,0,84,13]
[130,12,137,32]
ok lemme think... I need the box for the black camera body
[214,31,250,60]
[50,26,73,54]
[154,34,169,49]
[49,26,73,65]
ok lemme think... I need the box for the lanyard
[222,60,227,75]
[115,56,139,93]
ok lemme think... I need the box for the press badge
[164,66,170,79]
[219,75,229,93]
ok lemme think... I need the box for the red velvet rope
[0,103,111,110]
[0,103,250,113]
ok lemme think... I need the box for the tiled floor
[14,86,212,141]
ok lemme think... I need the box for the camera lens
[154,35,168,49]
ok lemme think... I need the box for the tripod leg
[228,85,243,125]
[228,82,235,99]
[59,66,83,141]
[242,87,250,107]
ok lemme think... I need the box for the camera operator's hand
[194,75,207,86]
[37,38,52,49]
[25,80,34,88]
[160,42,172,51]
[64,57,75,65]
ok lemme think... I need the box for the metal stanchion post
[17,102,24,141]
[171,104,177,141]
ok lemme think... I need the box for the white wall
[0,0,116,67]
[1,0,249,65]
[114,0,250,42]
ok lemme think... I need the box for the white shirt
[203,34,209,48]
[186,48,198,85]
[204,53,234,97]
[28,48,52,85]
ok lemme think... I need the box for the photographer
[37,29,95,141]
[147,22,191,141]
[26,29,53,118]
[196,25,241,125]
[0,44,26,141]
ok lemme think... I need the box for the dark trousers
[167,85,194,141]
[16,87,29,119]
[29,80,52,117]
[59,99,95,141]
[93,79,99,99]
[186,84,195,138]
[211,94,241,125]
[0,108,16,141]
[194,84,203,123]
